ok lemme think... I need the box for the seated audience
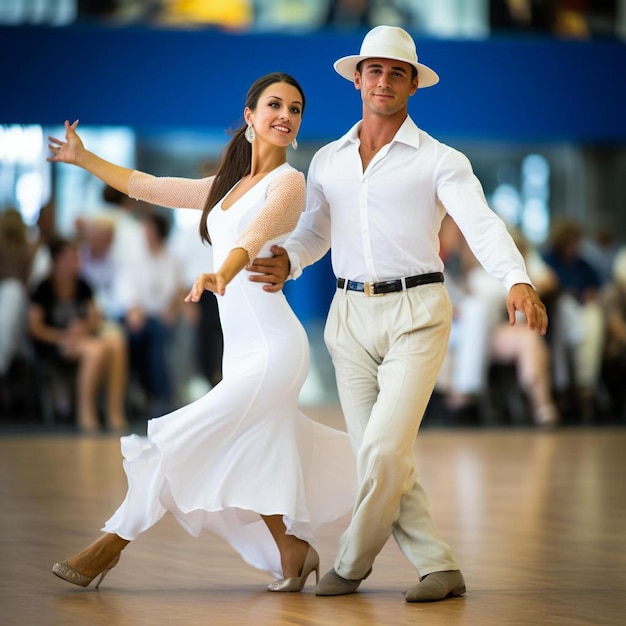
[542,218,605,420]
[99,184,148,281]
[76,215,119,319]
[28,201,58,291]
[488,229,561,427]
[116,212,184,417]
[436,216,496,422]
[437,219,559,427]
[600,247,626,418]
[28,237,129,432]
[0,208,36,404]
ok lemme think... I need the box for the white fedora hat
[333,25,439,89]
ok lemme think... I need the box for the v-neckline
[220,163,287,212]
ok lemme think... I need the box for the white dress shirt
[286,116,531,291]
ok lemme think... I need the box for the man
[248,25,548,602]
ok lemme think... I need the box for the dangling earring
[291,137,298,150]
[245,124,255,143]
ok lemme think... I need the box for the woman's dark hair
[199,72,306,243]
[48,236,74,261]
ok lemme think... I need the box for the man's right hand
[247,245,290,293]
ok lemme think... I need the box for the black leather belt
[337,272,444,296]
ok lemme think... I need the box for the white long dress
[102,163,356,578]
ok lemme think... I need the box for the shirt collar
[336,121,362,150]
[336,115,421,151]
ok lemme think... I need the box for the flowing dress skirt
[103,280,356,578]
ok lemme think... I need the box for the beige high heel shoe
[267,546,320,592]
[52,552,120,589]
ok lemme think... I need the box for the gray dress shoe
[314,567,372,596]
[404,569,466,602]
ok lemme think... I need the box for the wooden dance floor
[1,406,624,626]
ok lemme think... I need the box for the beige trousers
[324,282,459,579]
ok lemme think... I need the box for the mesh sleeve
[128,171,214,210]
[236,170,305,263]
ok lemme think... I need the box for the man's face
[355,58,418,117]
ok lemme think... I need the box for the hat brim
[333,54,439,88]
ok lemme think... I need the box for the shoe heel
[267,546,320,592]
[95,553,120,589]
[95,570,109,589]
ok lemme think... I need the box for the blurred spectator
[542,217,605,419]
[28,237,129,432]
[77,0,118,21]
[600,247,626,417]
[158,0,253,30]
[253,0,326,31]
[324,0,373,29]
[436,216,494,423]
[437,220,559,427]
[77,0,162,24]
[74,213,136,419]
[489,0,554,33]
[583,0,620,37]
[100,184,149,284]
[0,209,36,385]
[116,212,184,417]
[581,226,620,287]
[488,229,560,427]
[75,215,119,318]
[401,0,489,38]
[72,186,150,323]
[323,0,408,29]
[552,0,591,38]
[28,201,58,290]
[490,0,619,39]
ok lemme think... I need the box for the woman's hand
[46,119,134,193]
[47,119,84,165]
[185,272,227,301]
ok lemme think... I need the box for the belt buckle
[364,281,382,297]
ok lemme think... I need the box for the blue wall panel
[1,26,625,142]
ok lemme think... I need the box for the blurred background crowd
[0,0,623,39]
[1,0,626,433]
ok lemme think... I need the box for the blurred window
[0,125,50,226]
[0,124,134,235]
[0,0,76,25]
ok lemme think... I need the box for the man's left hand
[507,283,548,335]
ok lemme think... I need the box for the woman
[47,73,356,593]
[28,237,129,432]
[0,209,35,385]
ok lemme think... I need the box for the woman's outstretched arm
[48,120,134,194]
[48,120,212,211]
